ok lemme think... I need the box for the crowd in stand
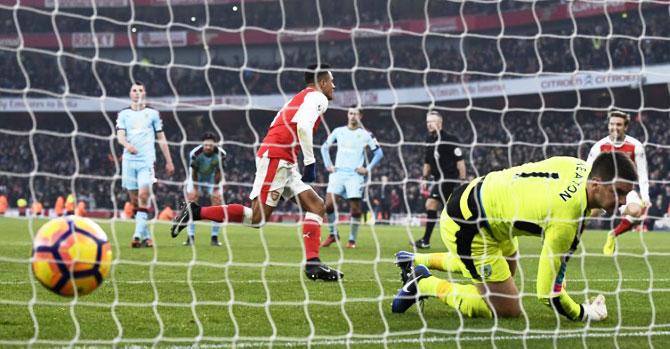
[2,103,670,229]
[2,0,534,33]
[1,4,669,97]
[1,1,669,229]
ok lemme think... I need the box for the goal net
[1,0,670,347]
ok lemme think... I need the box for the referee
[412,111,466,249]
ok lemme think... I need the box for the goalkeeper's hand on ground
[302,163,316,183]
[582,294,607,322]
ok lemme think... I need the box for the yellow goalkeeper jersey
[480,156,590,320]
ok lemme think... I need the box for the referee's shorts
[439,176,518,284]
[428,181,458,204]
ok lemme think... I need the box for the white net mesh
[2,0,670,347]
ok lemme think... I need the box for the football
[31,217,112,297]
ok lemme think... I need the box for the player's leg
[500,239,519,277]
[128,191,139,213]
[604,190,645,256]
[184,181,199,246]
[344,174,364,248]
[395,230,520,318]
[284,162,342,280]
[398,273,519,318]
[413,197,441,249]
[323,172,346,244]
[209,187,223,246]
[426,213,520,317]
[136,165,155,247]
[123,160,144,248]
[347,199,362,248]
[294,188,343,281]
[398,186,466,278]
[411,250,463,273]
[321,192,341,247]
[394,178,519,317]
[170,157,279,237]
[128,189,142,248]
[122,158,137,246]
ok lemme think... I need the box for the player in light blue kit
[320,107,383,248]
[116,82,174,248]
[183,132,227,247]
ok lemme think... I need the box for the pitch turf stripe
[2,330,670,347]
[6,277,670,285]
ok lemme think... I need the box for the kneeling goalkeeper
[392,152,637,322]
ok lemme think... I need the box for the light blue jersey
[116,106,163,241]
[116,107,163,163]
[322,126,380,174]
[321,125,383,241]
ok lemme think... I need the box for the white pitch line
[2,330,669,348]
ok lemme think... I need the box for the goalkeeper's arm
[537,224,607,322]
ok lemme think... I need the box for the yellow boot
[603,233,616,256]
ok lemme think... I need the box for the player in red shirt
[586,110,649,256]
[171,64,343,281]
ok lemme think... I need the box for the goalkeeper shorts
[439,176,518,284]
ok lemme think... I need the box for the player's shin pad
[414,252,462,273]
[418,276,492,318]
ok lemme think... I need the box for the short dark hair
[588,152,637,183]
[608,109,630,126]
[304,63,331,85]
[202,132,217,142]
[132,81,144,87]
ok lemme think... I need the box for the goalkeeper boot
[394,251,415,284]
[211,236,222,247]
[183,236,195,246]
[171,201,201,238]
[131,237,142,248]
[391,265,431,313]
[603,233,617,256]
[305,259,344,281]
[320,234,339,247]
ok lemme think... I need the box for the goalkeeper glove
[302,163,316,183]
[582,294,607,322]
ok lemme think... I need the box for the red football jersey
[587,134,649,202]
[257,87,328,164]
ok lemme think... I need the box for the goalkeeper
[392,152,637,321]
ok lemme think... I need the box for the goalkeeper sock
[348,214,361,242]
[303,212,322,260]
[612,218,633,237]
[327,211,337,235]
[418,276,492,318]
[200,204,248,223]
[414,252,462,273]
[211,223,220,237]
[187,223,196,237]
[134,208,148,240]
[422,210,438,242]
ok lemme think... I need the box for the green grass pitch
[1,217,670,348]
